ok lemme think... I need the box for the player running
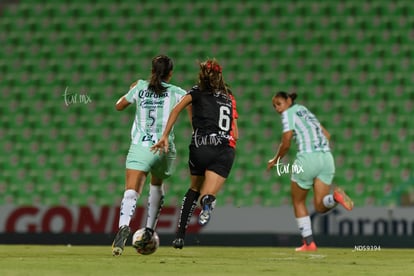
[267,91,353,252]
[112,55,189,256]
[151,58,238,249]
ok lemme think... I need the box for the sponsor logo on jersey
[138,90,168,99]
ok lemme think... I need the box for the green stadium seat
[1,0,412,207]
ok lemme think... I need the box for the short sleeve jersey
[189,86,236,148]
[125,80,186,146]
[281,104,330,153]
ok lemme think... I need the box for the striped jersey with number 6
[125,80,186,146]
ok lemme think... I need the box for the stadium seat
[0,0,412,207]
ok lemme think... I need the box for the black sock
[176,189,200,239]
[304,235,314,245]
[200,194,216,208]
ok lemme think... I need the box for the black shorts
[188,145,235,178]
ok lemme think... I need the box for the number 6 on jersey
[219,105,231,131]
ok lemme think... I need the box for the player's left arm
[232,119,239,141]
[267,130,293,171]
[231,94,239,140]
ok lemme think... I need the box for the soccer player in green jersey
[267,91,354,252]
[112,55,188,256]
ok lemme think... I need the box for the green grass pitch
[1,245,413,276]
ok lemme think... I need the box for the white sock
[118,189,139,228]
[296,216,312,238]
[323,194,338,209]
[146,184,165,230]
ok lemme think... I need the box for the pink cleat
[334,187,354,211]
[295,241,318,252]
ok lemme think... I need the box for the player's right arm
[151,94,193,154]
[321,125,330,141]
[115,81,137,111]
[267,109,293,171]
[186,104,193,130]
[115,95,130,111]
[267,130,293,171]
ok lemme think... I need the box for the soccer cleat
[133,227,154,249]
[295,241,318,252]
[112,225,131,256]
[334,187,354,211]
[198,204,212,226]
[172,238,184,249]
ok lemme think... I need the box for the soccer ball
[131,228,160,255]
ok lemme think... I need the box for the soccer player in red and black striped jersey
[151,58,238,249]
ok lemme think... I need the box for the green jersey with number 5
[125,80,186,146]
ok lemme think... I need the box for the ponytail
[148,55,174,94]
[289,92,297,102]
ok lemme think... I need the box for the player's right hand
[266,158,276,171]
[151,137,169,154]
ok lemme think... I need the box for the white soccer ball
[131,228,160,255]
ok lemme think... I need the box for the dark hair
[148,55,174,94]
[198,58,228,95]
[274,91,297,103]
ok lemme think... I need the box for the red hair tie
[214,65,222,73]
[205,61,222,73]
